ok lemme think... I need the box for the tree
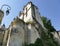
[27,16,57,46]
[41,16,56,32]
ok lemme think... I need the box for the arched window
[11,28,18,35]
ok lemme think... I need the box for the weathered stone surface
[0,1,60,46]
[7,17,40,46]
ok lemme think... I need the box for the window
[26,8,27,17]
[11,28,18,35]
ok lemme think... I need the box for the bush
[27,38,43,46]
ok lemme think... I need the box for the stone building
[51,31,60,46]
[0,24,6,46]
[2,1,44,46]
[0,1,60,46]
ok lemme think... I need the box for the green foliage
[34,38,43,46]
[41,16,56,32]
[27,38,43,46]
[26,16,57,46]
[28,44,34,46]
[41,30,57,46]
[27,30,57,46]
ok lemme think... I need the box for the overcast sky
[0,0,60,31]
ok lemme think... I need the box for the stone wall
[6,17,40,46]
